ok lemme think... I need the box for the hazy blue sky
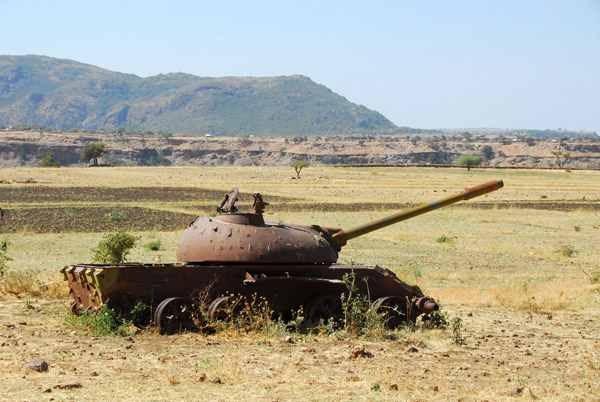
[1,0,599,133]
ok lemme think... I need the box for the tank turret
[177,180,504,264]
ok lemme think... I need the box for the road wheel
[308,295,344,324]
[373,296,407,328]
[154,297,196,335]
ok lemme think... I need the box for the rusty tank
[62,180,504,334]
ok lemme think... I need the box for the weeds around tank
[339,272,387,337]
[62,282,459,341]
[65,301,147,337]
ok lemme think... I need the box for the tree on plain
[456,155,481,171]
[81,142,107,166]
[39,151,60,167]
[551,151,572,169]
[290,160,308,179]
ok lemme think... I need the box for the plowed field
[0,207,197,233]
[0,186,285,204]
[2,186,598,234]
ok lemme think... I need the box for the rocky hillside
[0,55,395,136]
[1,131,599,169]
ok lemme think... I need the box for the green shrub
[144,239,162,251]
[109,210,125,221]
[0,240,11,278]
[38,151,60,167]
[452,317,466,345]
[65,304,141,337]
[420,308,449,330]
[92,232,139,263]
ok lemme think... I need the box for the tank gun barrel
[332,179,503,243]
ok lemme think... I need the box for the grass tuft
[144,239,162,251]
[436,234,455,244]
[556,244,579,257]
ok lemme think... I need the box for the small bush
[144,239,161,251]
[573,226,581,232]
[420,309,449,330]
[556,244,578,258]
[540,195,548,199]
[109,210,125,221]
[0,240,12,278]
[92,232,139,263]
[452,317,466,345]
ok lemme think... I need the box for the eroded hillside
[0,131,599,169]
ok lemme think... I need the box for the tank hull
[62,263,433,322]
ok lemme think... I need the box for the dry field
[1,166,599,401]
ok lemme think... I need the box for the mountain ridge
[0,55,396,136]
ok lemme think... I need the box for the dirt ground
[1,298,598,402]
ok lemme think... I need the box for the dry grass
[2,166,600,204]
[1,166,599,401]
